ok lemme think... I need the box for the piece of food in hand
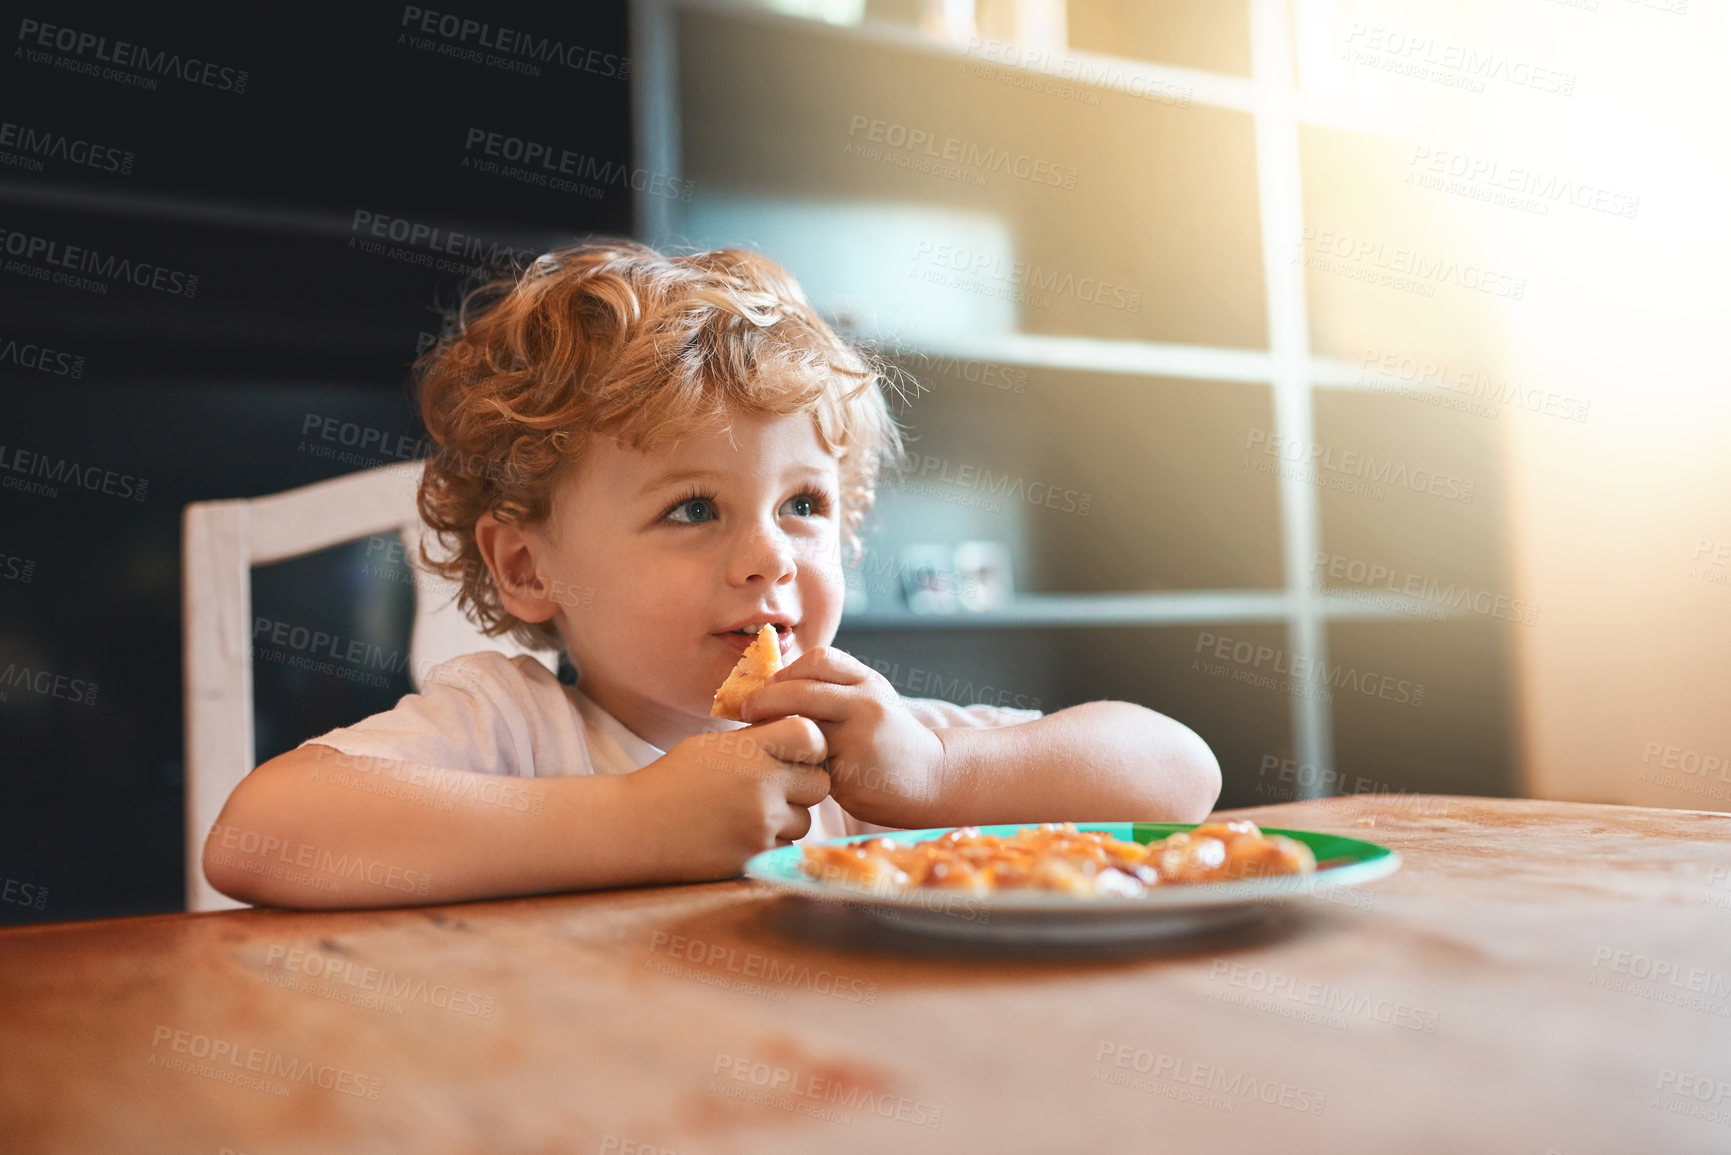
[710,624,784,720]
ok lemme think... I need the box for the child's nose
[728,524,798,585]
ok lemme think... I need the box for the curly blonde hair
[414,239,903,650]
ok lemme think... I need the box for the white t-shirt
[303,650,1042,843]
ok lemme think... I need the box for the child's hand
[627,716,830,880]
[740,647,943,828]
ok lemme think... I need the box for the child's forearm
[202,745,662,909]
[896,701,1221,828]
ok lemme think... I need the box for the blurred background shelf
[842,589,1438,628]
[650,0,1517,813]
[876,333,1275,384]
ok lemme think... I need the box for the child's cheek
[798,540,842,589]
[800,573,846,648]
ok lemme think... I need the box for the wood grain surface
[4,795,1730,1155]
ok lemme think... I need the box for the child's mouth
[716,622,794,658]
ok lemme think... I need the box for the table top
[4,794,1730,1155]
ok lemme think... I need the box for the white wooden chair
[181,461,553,911]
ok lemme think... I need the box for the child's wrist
[846,739,951,829]
[916,727,975,827]
[598,770,683,885]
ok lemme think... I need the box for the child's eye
[780,491,832,518]
[663,494,718,525]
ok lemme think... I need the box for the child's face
[530,408,847,739]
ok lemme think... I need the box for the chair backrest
[181,461,553,911]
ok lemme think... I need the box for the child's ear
[474,512,559,624]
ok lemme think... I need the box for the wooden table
[4,795,1730,1154]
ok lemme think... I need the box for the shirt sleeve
[299,651,595,778]
[898,696,1044,730]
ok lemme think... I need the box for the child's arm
[203,717,830,909]
[741,648,1221,830]
[918,700,1220,828]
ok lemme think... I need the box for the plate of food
[745,821,1400,942]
